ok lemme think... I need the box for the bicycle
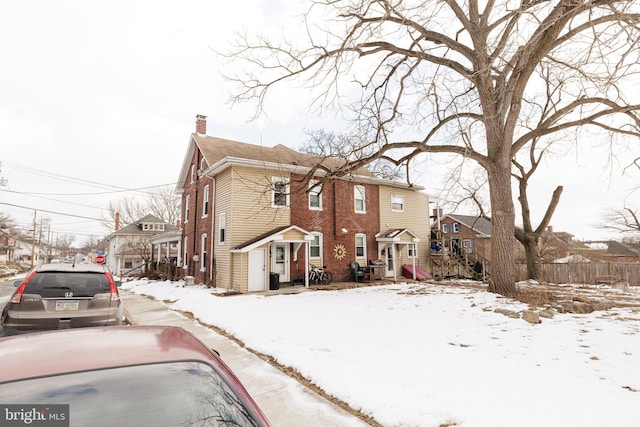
[309,264,333,285]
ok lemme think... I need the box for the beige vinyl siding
[214,170,233,289]
[230,166,291,245]
[232,252,247,293]
[379,186,430,267]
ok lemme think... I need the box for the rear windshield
[24,272,110,298]
[0,361,262,427]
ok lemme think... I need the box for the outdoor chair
[350,261,369,283]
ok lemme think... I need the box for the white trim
[271,177,290,208]
[308,180,322,210]
[354,185,366,213]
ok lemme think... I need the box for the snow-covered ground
[123,279,640,426]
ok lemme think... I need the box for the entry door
[385,245,395,277]
[248,249,266,292]
[272,243,289,282]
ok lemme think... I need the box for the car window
[0,361,261,427]
[24,273,110,298]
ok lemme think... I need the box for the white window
[463,239,474,253]
[144,223,165,231]
[272,177,290,207]
[199,158,207,173]
[183,237,188,269]
[310,233,322,258]
[190,164,195,183]
[391,195,405,212]
[442,223,449,233]
[200,234,207,271]
[453,223,461,233]
[355,234,366,258]
[354,185,366,213]
[309,180,322,210]
[184,195,190,223]
[219,212,226,244]
[408,243,417,257]
[202,185,209,217]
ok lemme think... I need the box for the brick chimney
[196,114,207,135]
[115,212,120,231]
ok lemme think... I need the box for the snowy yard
[121,279,640,427]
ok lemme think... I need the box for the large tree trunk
[486,163,517,296]
[521,234,540,280]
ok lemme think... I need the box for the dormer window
[141,223,165,231]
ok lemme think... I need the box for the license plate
[55,300,79,311]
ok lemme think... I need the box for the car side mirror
[13,280,22,287]
[114,280,122,287]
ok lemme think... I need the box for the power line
[0,202,103,221]
[3,183,177,197]
[4,161,177,196]
[0,189,107,210]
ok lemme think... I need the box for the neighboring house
[538,226,591,262]
[0,233,17,263]
[10,239,45,265]
[106,214,178,276]
[580,240,640,263]
[176,115,430,292]
[433,214,493,262]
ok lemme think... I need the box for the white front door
[248,249,266,292]
[272,243,289,282]
[386,245,395,277]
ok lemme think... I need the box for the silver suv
[1,263,123,335]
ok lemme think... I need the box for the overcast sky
[0,0,637,247]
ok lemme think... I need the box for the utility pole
[31,210,37,268]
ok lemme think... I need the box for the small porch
[230,225,315,293]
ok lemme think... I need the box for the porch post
[304,241,309,288]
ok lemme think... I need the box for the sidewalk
[121,290,371,427]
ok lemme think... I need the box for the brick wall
[181,149,213,283]
[290,175,380,281]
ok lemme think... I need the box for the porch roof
[149,229,183,245]
[231,225,314,253]
[375,228,420,243]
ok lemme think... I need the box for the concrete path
[121,290,371,427]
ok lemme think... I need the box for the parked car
[0,325,271,427]
[0,265,18,276]
[1,262,123,335]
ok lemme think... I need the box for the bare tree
[0,212,14,232]
[102,185,180,231]
[301,129,406,181]
[601,206,640,233]
[226,0,640,296]
[57,234,76,257]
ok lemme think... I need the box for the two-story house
[106,214,178,276]
[176,115,430,292]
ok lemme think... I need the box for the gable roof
[108,214,177,237]
[176,133,423,193]
[376,228,420,242]
[586,240,640,257]
[231,225,314,253]
[445,214,492,236]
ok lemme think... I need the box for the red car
[0,325,271,427]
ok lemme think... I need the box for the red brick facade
[290,174,380,281]
[181,150,213,283]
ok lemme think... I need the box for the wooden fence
[514,262,640,286]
